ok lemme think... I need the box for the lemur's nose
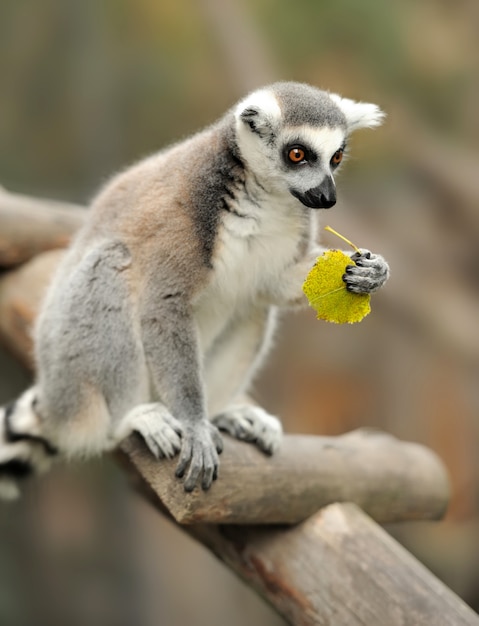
[316,176,336,207]
[290,176,337,209]
[308,176,336,209]
[318,195,336,209]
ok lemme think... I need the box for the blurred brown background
[1,1,478,625]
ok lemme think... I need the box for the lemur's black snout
[290,176,337,209]
[317,195,336,209]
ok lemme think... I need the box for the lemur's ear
[330,94,385,132]
[238,105,276,139]
[236,89,281,140]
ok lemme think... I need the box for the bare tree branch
[0,186,84,267]
[121,429,449,525]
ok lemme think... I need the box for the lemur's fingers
[343,249,389,294]
[183,443,203,492]
[209,421,224,455]
[176,421,221,491]
[175,438,192,479]
[120,403,183,459]
[212,405,283,455]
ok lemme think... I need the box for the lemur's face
[277,125,346,209]
[235,82,384,209]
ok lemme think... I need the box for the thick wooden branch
[0,186,84,267]
[181,502,479,626]
[121,429,449,524]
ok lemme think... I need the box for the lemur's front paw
[212,405,282,455]
[343,249,389,294]
[125,403,183,460]
[175,420,223,492]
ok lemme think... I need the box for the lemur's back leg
[206,308,283,455]
[0,241,183,498]
[35,240,184,458]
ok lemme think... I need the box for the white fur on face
[234,89,282,182]
[282,126,346,160]
[277,126,346,195]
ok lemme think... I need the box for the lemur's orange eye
[288,147,306,163]
[331,149,343,166]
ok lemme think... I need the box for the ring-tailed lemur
[0,82,389,498]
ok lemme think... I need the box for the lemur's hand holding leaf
[302,226,389,324]
[303,249,371,324]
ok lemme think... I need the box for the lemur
[0,82,389,498]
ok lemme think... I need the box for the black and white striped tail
[0,388,58,500]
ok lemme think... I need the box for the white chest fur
[194,184,314,354]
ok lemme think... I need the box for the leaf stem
[324,225,360,253]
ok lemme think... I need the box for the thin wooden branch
[121,429,450,524]
[0,249,64,368]
[0,186,84,267]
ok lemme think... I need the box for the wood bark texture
[121,429,450,525]
[182,502,479,626]
[0,250,64,368]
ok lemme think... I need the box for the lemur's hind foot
[0,388,57,500]
[212,405,282,455]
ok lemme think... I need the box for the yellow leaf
[302,249,371,324]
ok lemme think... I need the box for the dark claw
[175,465,186,479]
[175,451,190,479]
[184,459,201,492]
[351,250,371,263]
[201,468,214,491]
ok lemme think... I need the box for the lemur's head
[234,82,384,209]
